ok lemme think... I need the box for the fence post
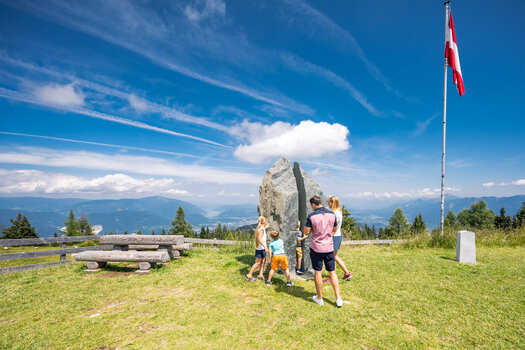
[60,242,67,262]
[213,238,217,248]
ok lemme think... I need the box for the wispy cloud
[184,0,226,22]
[0,146,260,184]
[280,53,382,117]
[34,82,85,107]
[412,112,438,136]
[4,1,314,116]
[0,86,230,149]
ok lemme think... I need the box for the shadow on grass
[75,262,165,274]
[440,256,457,262]
[236,254,255,277]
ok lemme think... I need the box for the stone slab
[456,230,476,264]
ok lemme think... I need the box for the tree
[136,229,142,235]
[170,206,193,236]
[64,209,79,236]
[386,207,410,237]
[161,228,166,235]
[410,213,427,235]
[200,226,206,238]
[1,213,38,239]
[340,206,357,238]
[77,212,93,235]
[457,200,495,229]
[151,230,155,235]
[513,202,525,228]
[494,207,512,230]
[444,210,457,227]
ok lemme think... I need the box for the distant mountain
[1,195,523,237]
[350,195,525,228]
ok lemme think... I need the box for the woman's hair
[255,216,268,246]
[270,230,280,239]
[329,196,341,212]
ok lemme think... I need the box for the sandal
[245,275,257,282]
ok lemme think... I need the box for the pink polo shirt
[306,206,337,253]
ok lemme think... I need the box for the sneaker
[258,276,266,281]
[245,275,257,282]
[286,281,293,287]
[336,298,343,308]
[266,280,271,286]
[323,278,331,284]
[296,269,304,275]
[342,273,353,281]
[312,295,324,306]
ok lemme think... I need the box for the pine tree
[386,207,410,237]
[77,212,93,235]
[200,226,206,238]
[136,229,142,235]
[513,202,525,228]
[53,232,58,238]
[494,208,512,230]
[161,228,166,235]
[151,230,155,235]
[410,213,427,235]
[1,213,38,239]
[444,210,457,227]
[65,209,79,236]
[340,206,357,238]
[170,206,193,236]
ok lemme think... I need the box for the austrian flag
[445,11,465,96]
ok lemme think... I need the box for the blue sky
[0,0,523,208]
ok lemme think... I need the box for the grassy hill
[1,245,523,349]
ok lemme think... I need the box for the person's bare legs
[267,269,275,282]
[314,270,323,299]
[329,270,341,300]
[334,251,350,275]
[247,258,262,277]
[284,268,291,282]
[257,257,266,278]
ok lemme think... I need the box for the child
[266,230,293,286]
[296,220,307,275]
[245,216,269,282]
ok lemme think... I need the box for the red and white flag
[445,11,465,96]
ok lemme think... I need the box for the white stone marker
[456,230,476,264]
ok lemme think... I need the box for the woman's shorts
[333,235,343,251]
[296,246,303,259]
[255,249,266,259]
[271,255,289,270]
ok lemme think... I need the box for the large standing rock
[258,158,327,274]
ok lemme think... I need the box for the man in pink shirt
[304,195,343,307]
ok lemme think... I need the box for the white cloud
[311,167,329,177]
[0,169,190,195]
[128,94,148,112]
[412,113,438,137]
[230,120,350,163]
[184,0,225,22]
[483,179,525,188]
[34,83,84,107]
[348,187,460,199]
[0,147,260,185]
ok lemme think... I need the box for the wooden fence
[1,236,405,274]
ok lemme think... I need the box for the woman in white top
[325,196,352,283]
[245,216,269,282]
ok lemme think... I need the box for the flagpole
[440,1,450,238]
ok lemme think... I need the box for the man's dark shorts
[255,249,266,259]
[309,248,335,271]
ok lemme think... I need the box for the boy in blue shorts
[266,230,293,287]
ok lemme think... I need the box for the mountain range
[0,195,523,237]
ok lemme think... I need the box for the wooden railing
[0,236,110,275]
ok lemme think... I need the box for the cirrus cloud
[230,120,350,164]
[348,187,460,199]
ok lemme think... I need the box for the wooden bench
[74,250,169,274]
[99,235,184,259]
[128,243,193,259]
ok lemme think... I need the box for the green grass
[1,245,524,349]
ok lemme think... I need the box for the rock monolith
[258,158,327,274]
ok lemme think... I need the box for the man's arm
[332,225,337,236]
[303,226,311,237]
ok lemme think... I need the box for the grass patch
[0,245,524,349]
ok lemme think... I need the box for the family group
[245,195,352,308]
